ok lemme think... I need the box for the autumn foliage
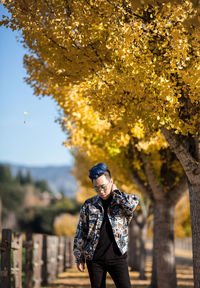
[1,0,199,286]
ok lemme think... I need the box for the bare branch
[141,153,164,201]
[167,175,188,205]
[129,170,154,201]
[161,127,200,184]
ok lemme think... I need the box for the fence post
[23,233,33,288]
[0,229,12,288]
[33,234,43,288]
[52,236,59,279]
[12,232,22,288]
[41,235,59,285]
[69,237,75,268]
[41,234,47,286]
[64,237,70,269]
[57,236,65,275]
[64,237,75,269]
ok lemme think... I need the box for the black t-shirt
[92,193,127,261]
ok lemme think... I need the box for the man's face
[93,174,113,200]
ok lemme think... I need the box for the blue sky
[0,6,74,167]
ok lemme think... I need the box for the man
[73,162,139,288]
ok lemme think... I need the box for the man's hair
[92,170,112,183]
[89,162,112,182]
[104,170,112,181]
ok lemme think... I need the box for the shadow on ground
[44,249,194,288]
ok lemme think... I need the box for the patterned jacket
[73,189,140,264]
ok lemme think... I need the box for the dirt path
[44,254,194,288]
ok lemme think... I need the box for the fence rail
[0,229,75,288]
[146,237,192,251]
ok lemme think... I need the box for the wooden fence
[146,237,192,251]
[0,229,75,288]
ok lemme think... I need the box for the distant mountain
[1,162,79,198]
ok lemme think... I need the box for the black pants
[86,257,131,288]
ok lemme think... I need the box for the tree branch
[141,153,164,201]
[167,175,188,205]
[161,127,200,184]
[129,170,154,201]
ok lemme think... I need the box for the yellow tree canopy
[61,96,185,205]
[1,1,199,284]
[0,0,191,209]
[1,0,199,137]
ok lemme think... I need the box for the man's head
[89,163,113,200]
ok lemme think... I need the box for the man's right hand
[76,262,85,272]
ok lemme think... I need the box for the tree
[1,0,199,284]
[0,164,12,183]
[15,169,24,185]
[25,170,33,184]
[0,182,24,213]
[129,196,152,280]
[66,108,187,287]
[53,213,79,236]
[15,169,32,185]
[0,165,24,212]
[34,180,52,194]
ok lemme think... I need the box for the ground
[44,245,193,288]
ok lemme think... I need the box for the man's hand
[76,262,85,272]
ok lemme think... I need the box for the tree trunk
[139,222,147,280]
[188,182,200,288]
[161,128,200,287]
[151,202,177,288]
[0,197,2,231]
[128,214,148,279]
[151,213,157,288]
[128,219,140,271]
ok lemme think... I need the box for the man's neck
[100,193,112,202]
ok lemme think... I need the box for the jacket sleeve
[112,189,140,224]
[73,202,88,264]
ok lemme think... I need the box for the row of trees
[1,0,199,287]
[71,147,191,280]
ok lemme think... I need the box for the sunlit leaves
[2,0,199,138]
[1,0,197,194]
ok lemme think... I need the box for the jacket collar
[94,194,115,209]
